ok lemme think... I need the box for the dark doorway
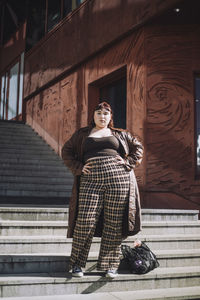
[99,77,126,129]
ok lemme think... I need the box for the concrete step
[0,140,54,148]
[0,286,200,300]
[0,197,69,206]
[0,207,68,221]
[1,249,200,274]
[0,176,73,185]
[0,120,26,127]
[0,137,52,146]
[0,159,68,167]
[0,149,58,157]
[0,143,58,153]
[141,221,200,235]
[0,189,70,198]
[0,124,33,132]
[0,207,198,222]
[141,209,199,221]
[0,220,68,236]
[0,266,199,297]
[1,220,199,236]
[0,141,53,149]
[0,136,47,145]
[1,234,200,254]
[0,130,45,139]
[0,183,71,192]
[0,123,40,135]
[0,169,71,178]
[0,152,62,160]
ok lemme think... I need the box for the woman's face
[94,108,111,128]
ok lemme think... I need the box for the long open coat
[61,126,144,238]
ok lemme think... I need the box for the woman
[62,101,143,278]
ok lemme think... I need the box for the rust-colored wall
[24,0,200,210]
[23,0,181,98]
[26,23,200,210]
[144,24,200,210]
[26,29,146,190]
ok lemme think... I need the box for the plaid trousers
[70,156,130,271]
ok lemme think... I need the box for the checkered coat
[62,126,143,238]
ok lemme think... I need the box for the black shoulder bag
[121,242,159,274]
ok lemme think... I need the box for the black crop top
[83,135,120,162]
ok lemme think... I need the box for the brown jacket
[62,126,143,238]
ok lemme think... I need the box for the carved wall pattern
[26,29,145,187]
[26,22,200,208]
[145,25,200,204]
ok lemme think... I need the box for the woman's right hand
[82,161,93,174]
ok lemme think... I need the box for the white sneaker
[72,265,84,277]
[106,269,118,278]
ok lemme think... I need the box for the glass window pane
[18,52,25,116]
[63,0,85,16]
[8,63,19,120]
[4,73,8,119]
[195,75,200,176]
[63,0,72,16]
[47,0,61,32]
[1,73,8,120]
[0,76,5,119]
[26,0,46,51]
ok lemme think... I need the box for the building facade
[0,0,200,210]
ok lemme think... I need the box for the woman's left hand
[116,155,126,165]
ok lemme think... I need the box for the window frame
[194,72,200,179]
[0,54,24,121]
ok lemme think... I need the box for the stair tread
[1,233,200,241]
[0,286,200,300]
[0,207,197,212]
[142,208,199,214]
[1,248,200,258]
[0,220,68,226]
[0,266,200,282]
[0,207,69,212]
[0,220,200,227]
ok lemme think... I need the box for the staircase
[0,121,73,205]
[0,208,200,299]
[0,121,200,299]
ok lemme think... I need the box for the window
[100,77,127,129]
[64,0,83,15]
[8,62,19,120]
[47,0,61,32]
[0,53,24,120]
[63,0,72,16]
[0,73,8,120]
[195,75,200,177]
[26,0,86,51]
[26,0,46,51]
[0,76,5,119]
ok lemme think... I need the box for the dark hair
[90,101,114,128]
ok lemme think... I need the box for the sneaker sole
[105,273,118,279]
[72,273,84,277]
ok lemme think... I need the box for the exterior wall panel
[26,29,146,192]
[145,24,200,209]
[23,0,200,210]
[23,0,181,98]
